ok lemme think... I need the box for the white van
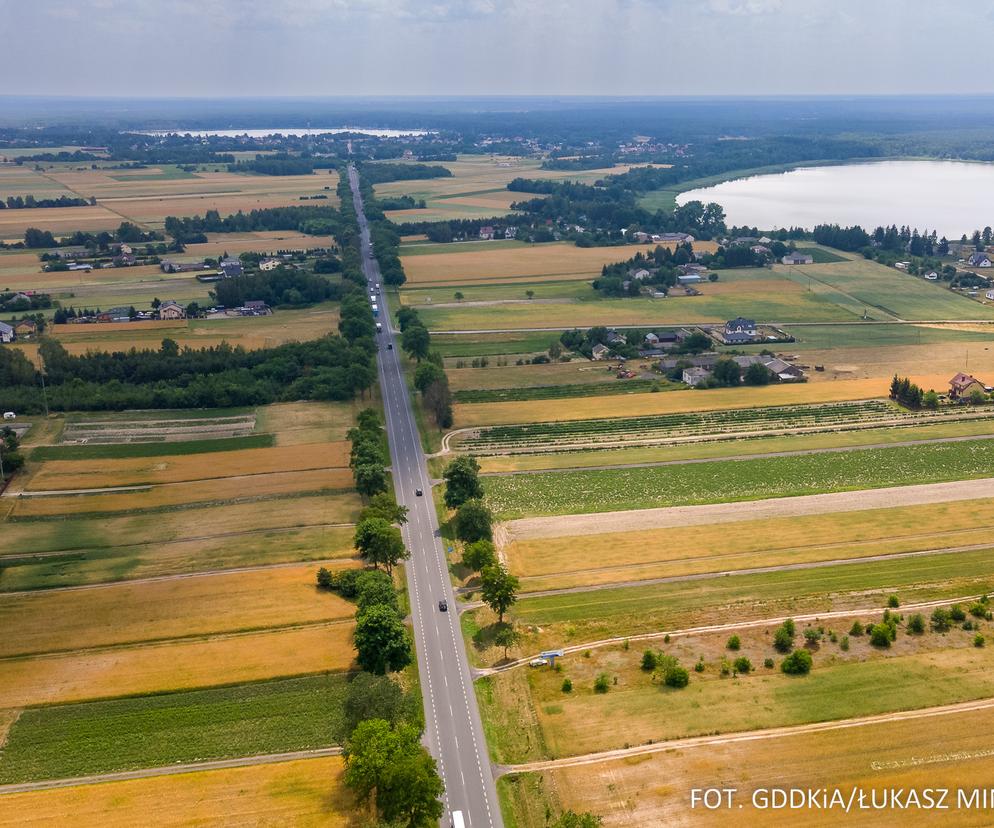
[451,811,465,828]
[2,412,15,421]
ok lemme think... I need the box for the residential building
[949,372,986,399]
[606,330,627,346]
[682,366,711,386]
[0,321,13,343]
[924,271,939,281]
[781,252,814,265]
[656,232,695,243]
[13,319,37,337]
[219,257,243,278]
[478,226,495,240]
[970,252,992,268]
[504,226,518,239]
[260,258,281,271]
[677,274,702,285]
[632,268,652,281]
[591,343,610,360]
[159,301,186,320]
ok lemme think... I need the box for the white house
[260,258,281,271]
[591,343,610,361]
[782,252,814,265]
[0,322,13,344]
[682,366,711,386]
[632,268,652,281]
[924,271,939,281]
[970,252,992,268]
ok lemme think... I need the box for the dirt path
[0,747,342,795]
[506,477,994,542]
[475,592,985,676]
[499,697,994,775]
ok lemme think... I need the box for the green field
[401,279,593,305]
[783,322,989,350]
[793,246,846,264]
[453,379,672,404]
[0,674,348,783]
[484,437,994,517]
[400,239,530,256]
[30,434,274,461]
[433,331,565,358]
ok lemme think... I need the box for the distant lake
[138,127,431,138]
[677,160,994,238]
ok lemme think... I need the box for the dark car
[438,599,448,612]
[415,488,424,496]
[387,343,393,350]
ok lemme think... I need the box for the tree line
[357,162,453,185]
[211,264,341,309]
[1,195,92,210]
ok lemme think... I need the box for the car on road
[529,658,549,668]
[387,343,393,350]
[415,488,423,496]
[2,412,15,420]
[438,599,448,612]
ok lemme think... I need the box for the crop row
[455,399,907,450]
[453,379,666,404]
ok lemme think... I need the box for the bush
[726,635,741,651]
[561,678,573,693]
[840,635,850,651]
[849,621,864,636]
[931,607,953,632]
[950,605,967,622]
[803,628,821,645]
[763,658,775,669]
[773,624,794,653]
[663,666,690,688]
[975,633,986,648]
[732,656,752,674]
[780,649,813,675]
[869,624,892,648]
[970,602,988,618]
[907,613,926,635]
[640,650,658,671]
[694,659,705,673]
[593,673,611,694]
[887,595,900,608]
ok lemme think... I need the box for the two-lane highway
[347,164,502,827]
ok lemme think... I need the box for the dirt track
[505,476,994,542]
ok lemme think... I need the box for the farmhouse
[238,300,272,316]
[682,367,711,387]
[924,271,939,281]
[504,226,518,239]
[723,317,758,345]
[969,252,992,268]
[606,330,627,346]
[949,372,987,399]
[479,226,495,240]
[158,301,186,320]
[782,252,814,265]
[631,268,652,281]
[0,321,14,343]
[656,232,695,243]
[591,343,610,360]
[260,258,281,271]
[13,319,37,338]
[219,257,244,278]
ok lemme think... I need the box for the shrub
[849,621,864,636]
[726,635,741,651]
[561,678,573,693]
[840,635,850,651]
[887,595,900,608]
[694,659,705,673]
[763,658,775,669]
[773,625,794,653]
[733,656,752,674]
[593,673,611,694]
[869,624,893,648]
[950,605,967,622]
[970,602,988,618]
[640,650,658,671]
[780,649,813,675]
[803,628,821,645]
[663,666,690,688]
[907,613,926,635]
[931,607,953,632]
[975,634,986,648]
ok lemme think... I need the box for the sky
[1,0,993,97]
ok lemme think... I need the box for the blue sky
[1,0,992,96]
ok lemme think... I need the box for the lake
[676,160,994,238]
[138,127,431,138]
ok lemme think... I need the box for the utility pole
[40,372,49,417]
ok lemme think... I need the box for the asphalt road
[348,165,502,828]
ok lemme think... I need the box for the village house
[924,271,939,281]
[0,321,14,343]
[478,226,495,240]
[782,252,814,265]
[219,257,243,278]
[504,226,518,239]
[591,343,610,360]
[677,273,702,285]
[259,258,281,271]
[158,301,186,320]
[656,232,695,243]
[949,372,987,399]
[160,260,207,274]
[13,319,37,338]
[606,330,627,346]
[631,268,652,281]
[239,300,272,316]
[723,317,758,345]
[969,252,992,268]
[682,366,711,386]
[678,263,707,276]
[632,231,651,243]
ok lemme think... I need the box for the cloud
[708,0,783,15]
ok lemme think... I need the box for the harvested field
[453,376,952,428]
[0,622,355,708]
[61,412,257,445]
[256,399,366,445]
[0,206,124,240]
[400,242,714,286]
[0,756,353,827]
[0,562,356,657]
[26,442,350,490]
[516,704,994,826]
[10,466,354,517]
[0,674,348,783]
[447,361,629,391]
[505,497,994,591]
